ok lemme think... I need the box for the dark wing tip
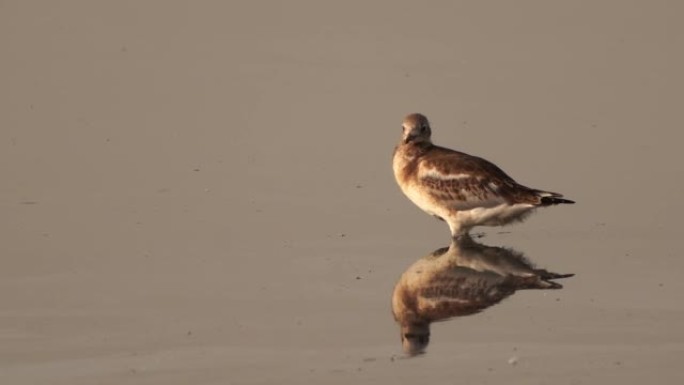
[540,196,575,205]
[544,280,564,289]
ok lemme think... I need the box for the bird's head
[400,322,431,356]
[401,113,432,144]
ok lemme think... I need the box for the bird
[392,235,573,355]
[393,113,574,239]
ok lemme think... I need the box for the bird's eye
[420,126,427,132]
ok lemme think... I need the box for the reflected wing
[416,268,515,320]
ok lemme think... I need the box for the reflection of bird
[392,235,573,356]
[393,113,574,238]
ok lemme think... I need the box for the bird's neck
[401,141,433,157]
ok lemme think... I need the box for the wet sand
[2,1,683,384]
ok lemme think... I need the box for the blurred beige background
[1,1,683,384]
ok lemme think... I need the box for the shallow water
[2,1,683,384]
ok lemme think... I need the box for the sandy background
[2,1,683,384]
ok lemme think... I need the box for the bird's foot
[451,233,473,243]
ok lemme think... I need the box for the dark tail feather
[540,196,575,206]
[541,280,564,289]
[516,276,563,289]
[536,270,575,280]
[517,272,574,290]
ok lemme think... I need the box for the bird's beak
[403,134,416,144]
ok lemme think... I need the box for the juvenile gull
[393,113,574,238]
[392,235,573,355]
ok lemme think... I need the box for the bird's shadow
[391,235,574,356]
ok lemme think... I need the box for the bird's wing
[417,147,541,208]
[416,268,515,319]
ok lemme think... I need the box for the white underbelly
[455,203,535,227]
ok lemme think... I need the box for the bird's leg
[449,225,472,246]
[452,233,466,242]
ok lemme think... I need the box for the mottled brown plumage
[393,113,574,237]
[392,235,573,355]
